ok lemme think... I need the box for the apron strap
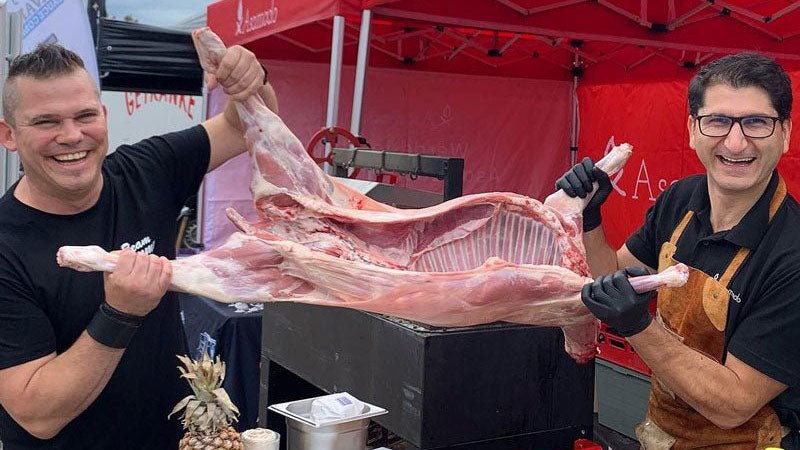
[718,247,750,286]
[719,176,787,287]
[769,176,787,221]
[669,211,695,246]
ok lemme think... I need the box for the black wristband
[87,303,141,349]
[100,302,145,327]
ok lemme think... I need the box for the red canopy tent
[205,0,800,248]
[202,1,800,446]
[209,0,800,80]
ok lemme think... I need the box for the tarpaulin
[97,18,203,95]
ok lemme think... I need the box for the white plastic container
[268,394,388,450]
[241,428,280,450]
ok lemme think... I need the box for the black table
[179,293,262,431]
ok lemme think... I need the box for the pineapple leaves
[168,395,194,419]
[171,353,240,433]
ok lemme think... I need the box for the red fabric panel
[578,80,692,249]
[207,0,361,46]
[201,60,571,249]
[343,69,572,199]
[578,70,800,250]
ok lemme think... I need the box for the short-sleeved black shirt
[626,171,800,435]
[0,125,210,449]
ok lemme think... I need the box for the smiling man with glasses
[555,52,799,448]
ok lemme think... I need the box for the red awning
[207,0,800,81]
[206,0,362,46]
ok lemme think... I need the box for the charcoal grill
[257,150,594,449]
[258,304,594,449]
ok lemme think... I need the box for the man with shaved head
[0,42,277,449]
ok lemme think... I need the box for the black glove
[581,267,654,337]
[555,157,612,232]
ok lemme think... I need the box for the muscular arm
[0,251,171,439]
[199,42,280,173]
[0,337,123,439]
[629,320,787,429]
[584,227,653,277]
[204,81,278,172]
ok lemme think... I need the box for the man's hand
[581,266,653,337]
[206,45,265,102]
[103,249,172,317]
[555,157,612,231]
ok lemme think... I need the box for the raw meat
[57,28,688,363]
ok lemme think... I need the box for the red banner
[578,71,800,249]
[206,0,361,46]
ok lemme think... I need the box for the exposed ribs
[57,29,689,363]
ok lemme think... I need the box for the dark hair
[2,43,88,124]
[688,52,792,120]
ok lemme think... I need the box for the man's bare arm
[0,251,172,439]
[584,226,652,277]
[0,338,123,439]
[199,42,280,173]
[629,321,786,429]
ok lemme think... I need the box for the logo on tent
[235,0,278,36]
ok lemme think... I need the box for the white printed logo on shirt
[121,236,155,254]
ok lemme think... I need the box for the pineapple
[169,353,243,450]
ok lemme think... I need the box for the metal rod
[526,0,586,15]
[597,0,650,27]
[350,10,372,138]
[324,16,346,174]
[331,148,464,199]
[771,2,800,21]
[493,0,529,15]
[570,53,579,167]
[640,0,647,25]
[669,2,711,29]
[372,6,800,60]
[1,3,22,193]
[499,34,520,53]
[713,0,767,22]
[0,0,6,194]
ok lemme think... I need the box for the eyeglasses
[695,114,782,138]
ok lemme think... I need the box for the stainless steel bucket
[269,394,387,450]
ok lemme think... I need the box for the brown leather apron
[635,177,787,449]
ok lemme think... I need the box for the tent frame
[0,1,22,194]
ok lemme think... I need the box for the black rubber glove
[554,157,612,232]
[581,267,654,337]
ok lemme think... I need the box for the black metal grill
[258,304,594,449]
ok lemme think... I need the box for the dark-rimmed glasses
[695,114,782,138]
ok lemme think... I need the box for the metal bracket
[331,148,464,200]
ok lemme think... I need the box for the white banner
[101,91,205,153]
[7,0,99,86]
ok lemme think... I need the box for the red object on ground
[597,322,652,376]
[574,438,603,450]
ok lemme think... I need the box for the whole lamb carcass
[57,28,688,363]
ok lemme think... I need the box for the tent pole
[570,54,580,167]
[0,0,8,194]
[324,15,346,174]
[350,9,372,138]
[1,2,22,193]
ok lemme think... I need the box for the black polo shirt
[626,170,800,432]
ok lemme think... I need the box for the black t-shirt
[626,171,800,435]
[0,125,211,449]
